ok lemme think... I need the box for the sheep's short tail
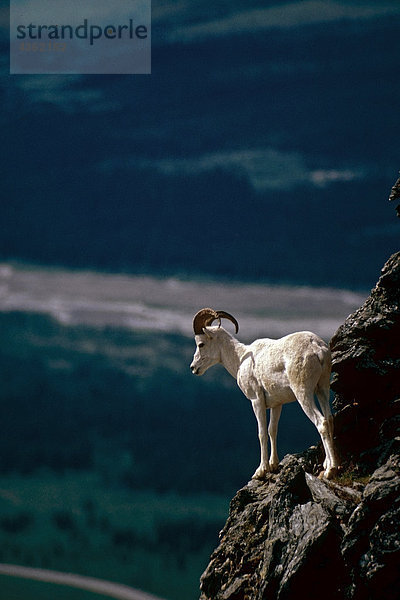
[312,337,331,369]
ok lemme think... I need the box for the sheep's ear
[202,327,213,339]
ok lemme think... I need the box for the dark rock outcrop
[389,174,400,217]
[199,252,400,600]
[330,251,400,473]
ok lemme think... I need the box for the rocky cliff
[199,252,400,600]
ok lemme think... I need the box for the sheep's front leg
[251,397,269,479]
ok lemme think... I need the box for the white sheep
[190,308,339,480]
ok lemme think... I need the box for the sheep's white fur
[190,325,339,480]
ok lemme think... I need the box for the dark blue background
[2,1,400,286]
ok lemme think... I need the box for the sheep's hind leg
[268,405,282,472]
[315,385,339,477]
[251,395,269,479]
[294,386,337,480]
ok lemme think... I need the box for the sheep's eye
[198,342,205,348]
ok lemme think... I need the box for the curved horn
[193,308,219,335]
[216,310,239,334]
[193,308,239,335]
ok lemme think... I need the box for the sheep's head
[190,308,239,376]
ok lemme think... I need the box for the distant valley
[0,263,367,599]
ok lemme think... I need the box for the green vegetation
[334,470,371,489]
[0,311,236,599]
[0,471,228,599]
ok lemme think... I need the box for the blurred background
[0,1,399,599]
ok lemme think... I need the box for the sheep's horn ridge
[216,310,239,334]
[193,308,239,334]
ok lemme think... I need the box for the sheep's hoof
[269,462,279,473]
[252,465,270,480]
[318,467,338,480]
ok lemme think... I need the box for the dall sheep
[190,308,339,480]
